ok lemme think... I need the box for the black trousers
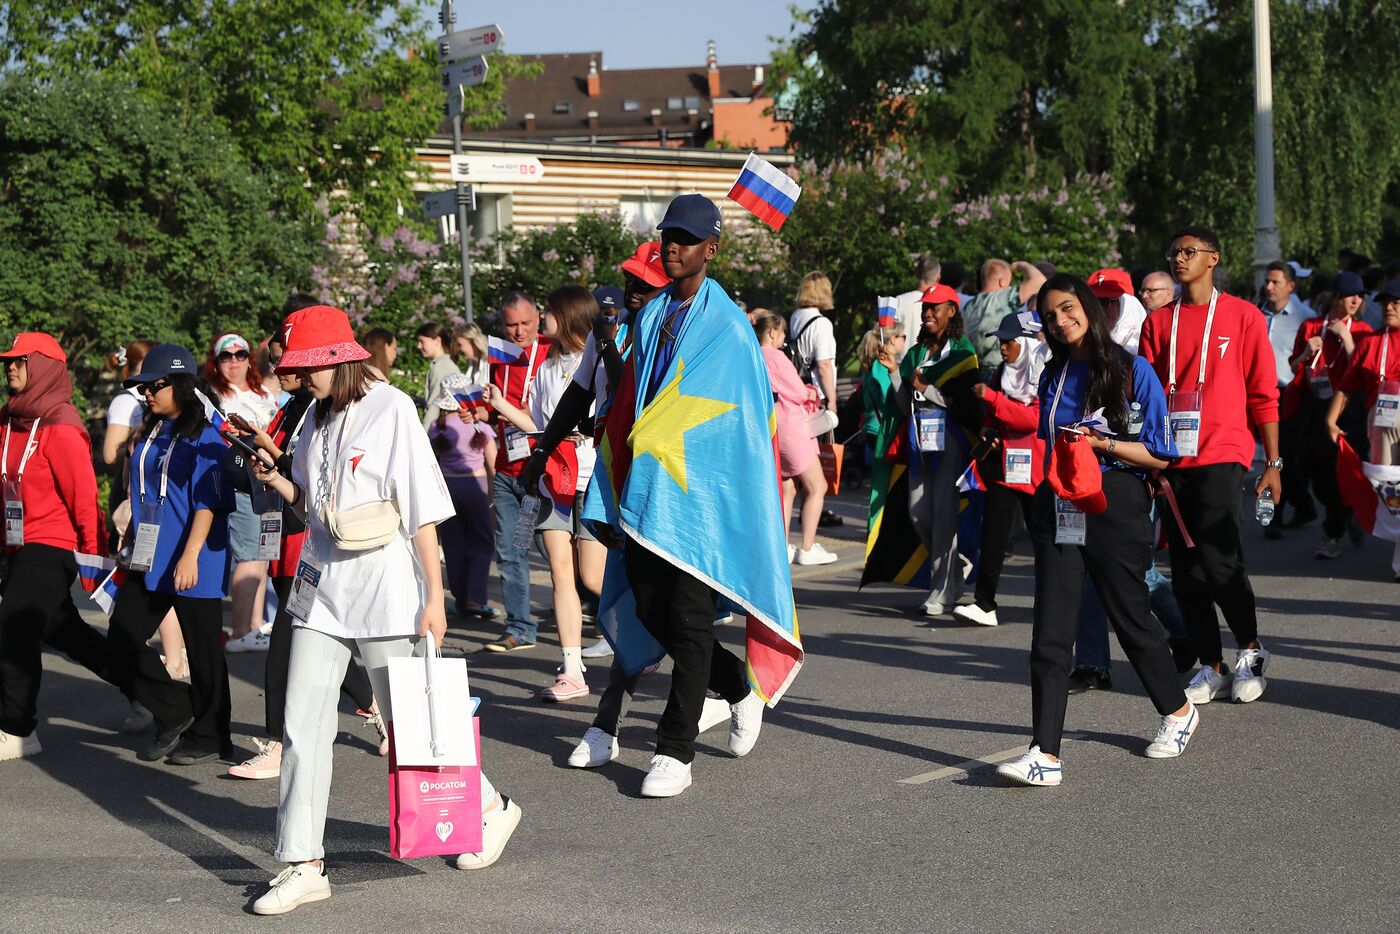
[1028,474,1186,757]
[623,540,749,764]
[107,574,232,756]
[1161,463,1259,667]
[264,575,374,739]
[973,482,1034,611]
[1277,389,1315,518]
[0,544,123,737]
[1296,391,1368,539]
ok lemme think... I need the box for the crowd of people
[1,192,1397,913]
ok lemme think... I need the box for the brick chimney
[586,57,600,97]
[524,112,536,131]
[649,108,663,127]
[706,39,720,98]
[587,110,598,131]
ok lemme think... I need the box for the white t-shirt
[289,382,455,639]
[219,385,278,429]
[106,388,144,429]
[532,351,595,486]
[788,306,837,402]
[570,331,624,417]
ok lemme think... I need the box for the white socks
[561,646,584,678]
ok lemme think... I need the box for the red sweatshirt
[981,388,1044,493]
[487,337,552,477]
[1288,316,1372,397]
[2,421,104,555]
[1138,291,1279,469]
[1338,327,1400,408]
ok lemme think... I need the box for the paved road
[5,491,1399,933]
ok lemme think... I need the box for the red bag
[819,442,844,496]
[388,718,483,859]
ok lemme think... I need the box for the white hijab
[1000,336,1041,404]
[1108,293,1148,355]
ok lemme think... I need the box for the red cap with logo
[1047,433,1107,515]
[920,284,961,308]
[0,332,66,363]
[275,305,370,373]
[620,240,671,289]
[1087,268,1132,299]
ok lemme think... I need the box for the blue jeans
[491,472,534,642]
[1074,552,1186,669]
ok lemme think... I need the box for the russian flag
[726,153,802,232]
[437,375,484,411]
[877,296,898,328]
[956,461,985,494]
[487,336,528,366]
[451,384,484,408]
[539,444,578,520]
[194,389,228,434]
[91,565,128,617]
[73,551,115,594]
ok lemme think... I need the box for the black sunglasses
[217,349,250,362]
[142,378,173,395]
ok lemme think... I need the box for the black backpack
[784,316,821,381]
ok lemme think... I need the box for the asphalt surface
[5,488,1400,933]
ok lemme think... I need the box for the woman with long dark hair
[107,344,235,765]
[997,274,1196,787]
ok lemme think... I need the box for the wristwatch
[1265,458,1284,470]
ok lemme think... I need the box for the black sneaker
[480,634,536,653]
[166,745,220,766]
[138,716,194,761]
[817,508,844,528]
[1067,667,1112,695]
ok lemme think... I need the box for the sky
[435,0,817,70]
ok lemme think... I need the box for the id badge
[1374,379,1400,430]
[286,538,324,622]
[504,426,531,463]
[1309,374,1334,400]
[1003,446,1033,486]
[915,403,946,452]
[130,500,163,572]
[3,479,22,547]
[257,513,283,561]
[1168,389,1202,459]
[1054,497,1087,546]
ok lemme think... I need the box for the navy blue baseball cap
[1377,279,1400,302]
[123,343,197,386]
[594,286,624,311]
[1332,271,1365,297]
[991,311,1032,342]
[657,194,722,240]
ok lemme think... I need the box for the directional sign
[422,190,458,220]
[438,24,504,63]
[441,55,488,91]
[450,154,546,184]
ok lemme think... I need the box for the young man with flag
[578,194,803,797]
[1137,227,1281,704]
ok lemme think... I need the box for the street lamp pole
[1252,0,1280,288]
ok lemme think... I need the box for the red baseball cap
[1087,268,1132,299]
[275,305,370,373]
[1047,433,1107,514]
[0,332,66,363]
[920,284,961,308]
[620,240,670,289]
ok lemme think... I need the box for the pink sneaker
[540,671,589,703]
[228,739,282,779]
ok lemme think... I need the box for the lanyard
[137,421,174,502]
[0,417,42,483]
[519,341,542,407]
[1309,317,1353,371]
[287,402,314,456]
[1167,288,1219,393]
[1381,327,1393,380]
[1047,364,1088,431]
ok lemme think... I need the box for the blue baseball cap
[123,343,197,386]
[991,312,1032,342]
[1332,271,1365,297]
[657,194,722,240]
[594,286,624,311]
[1376,279,1400,302]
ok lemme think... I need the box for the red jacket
[1138,291,1279,469]
[487,337,552,478]
[2,421,104,555]
[980,388,1044,494]
[1288,316,1372,398]
[1338,327,1400,408]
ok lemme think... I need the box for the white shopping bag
[386,641,478,767]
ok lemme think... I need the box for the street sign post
[438,24,504,63]
[422,189,458,220]
[441,55,488,92]
[449,154,547,184]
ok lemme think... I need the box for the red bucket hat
[1047,432,1107,515]
[920,284,961,308]
[620,240,671,289]
[0,332,67,363]
[275,305,370,373]
[1087,268,1132,300]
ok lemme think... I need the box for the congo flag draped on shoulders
[582,278,802,704]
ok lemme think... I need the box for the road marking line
[898,732,1087,785]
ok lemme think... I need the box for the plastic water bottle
[1127,402,1144,437]
[1254,488,1275,526]
[513,495,541,552]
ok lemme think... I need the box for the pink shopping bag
[388,717,483,859]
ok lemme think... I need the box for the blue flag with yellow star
[582,277,803,704]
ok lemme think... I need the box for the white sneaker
[0,728,42,762]
[952,604,999,627]
[712,612,734,625]
[698,695,730,733]
[794,543,838,566]
[787,544,797,563]
[920,600,946,617]
[455,796,522,870]
[225,628,272,654]
[1145,703,1200,759]
[1231,645,1270,703]
[228,738,282,779]
[728,691,764,757]
[567,727,618,768]
[580,637,613,659]
[995,745,1062,786]
[640,754,692,797]
[251,863,330,916]
[120,701,154,734]
[1183,665,1231,705]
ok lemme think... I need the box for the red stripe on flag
[730,183,790,232]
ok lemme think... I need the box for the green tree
[0,78,317,391]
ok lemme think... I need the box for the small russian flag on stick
[726,153,802,232]
[877,296,898,328]
[91,565,128,617]
[956,461,986,494]
[487,336,528,366]
[73,551,115,594]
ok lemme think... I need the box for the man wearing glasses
[1138,271,1176,312]
[1138,227,1281,706]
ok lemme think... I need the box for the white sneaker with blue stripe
[996,745,1062,786]
[1230,645,1269,703]
[1145,702,1200,759]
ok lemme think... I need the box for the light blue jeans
[1074,554,1185,670]
[491,473,535,642]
